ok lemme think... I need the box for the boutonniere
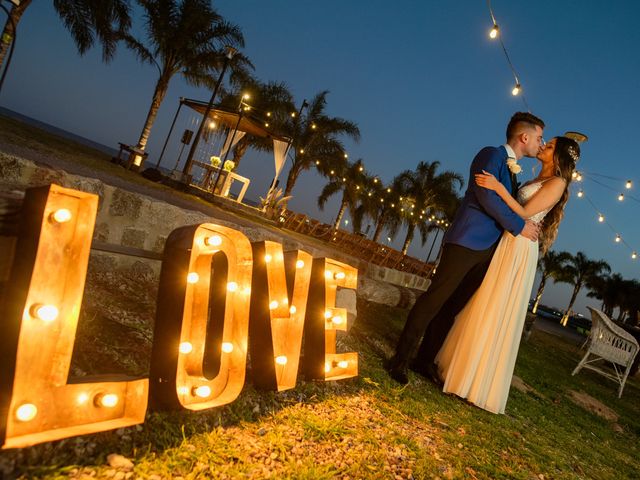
[506,158,522,175]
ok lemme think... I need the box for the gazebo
[159,97,291,205]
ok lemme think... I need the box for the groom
[385,112,545,384]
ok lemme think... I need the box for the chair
[572,307,639,397]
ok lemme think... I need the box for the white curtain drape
[272,139,289,177]
[219,131,246,159]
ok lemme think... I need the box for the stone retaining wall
[0,152,428,310]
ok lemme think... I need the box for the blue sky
[2,0,640,315]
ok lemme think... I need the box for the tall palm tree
[217,79,295,169]
[394,161,463,254]
[531,250,572,313]
[369,175,405,244]
[0,0,130,67]
[282,91,360,198]
[121,0,248,152]
[317,159,370,230]
[351,175,385,236]
[556,251,610,326]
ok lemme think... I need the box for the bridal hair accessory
[507,158,522,174]
[567,145,580,163]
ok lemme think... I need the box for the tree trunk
[531,274,548,314]
[283,161,301,198]
[561,283,581,326]
[135,73,171,151]
[0,0,31,69]
[333,197,348,230]
[401,224,415,255]
[372,213,386,243]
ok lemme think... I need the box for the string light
[598,214,604,223]
[633,252,638,259]
[615,234,622,243]
[511,83,521,96]
[618,193,624,201]
[577,190,584,198]
[489,24,499,39]
[626,180,633,189]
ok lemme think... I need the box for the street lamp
[182,45,237,180]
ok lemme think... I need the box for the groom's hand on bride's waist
[520,220,540,241]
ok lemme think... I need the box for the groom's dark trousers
[393,241,497,369]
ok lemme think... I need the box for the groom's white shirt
[503,144,516,161]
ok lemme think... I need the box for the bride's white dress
[435,179,552,414]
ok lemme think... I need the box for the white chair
[572,307,639,397]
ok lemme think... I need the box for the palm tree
[217,79,295,169]
[282,91,360,198]
[121,0,248,152]
[351,175,385,236]
[0,0,130,68]
[394,161,463,254]
[531,250,572,314]
[556,251,610,326]
[586,273,624,318]
[369,175,405,244]
[423,194,461,262]
[317,159,370,230]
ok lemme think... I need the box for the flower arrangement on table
[223,160,235,172]
[210,155,221,168]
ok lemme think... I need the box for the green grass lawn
[1,298,638,479]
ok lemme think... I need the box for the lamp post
[182,45,237,179]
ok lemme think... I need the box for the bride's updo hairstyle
[539,136,580,254]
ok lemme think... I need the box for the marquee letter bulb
[15,403,37,422]
[194,386,211,398]
[51,208,72,223]
[31,304,59,322]
[98,393,119,408]
[205,235,222,247]
[221,342,234,353]
[227,282,238,292]
[275,355,288,365]
[179,342,193,354]
[296,260,305,269]
[187,272,199,284]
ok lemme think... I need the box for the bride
[435,136,580,414]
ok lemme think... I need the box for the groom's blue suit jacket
[443,145,525,250]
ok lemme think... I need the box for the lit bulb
[359,166,364,172]
[325,270,333,279]
[242,286,252,295]
[177,386,189,395]
[264,122,269,127]
[386,188,391,193]
[187,272,199,284]
[205,235,222,247]
[632,252,638,259]
[489,24,499,39]
[269,300,279,310]
[577,190,584,198]
[337,360,349,369]
[51,208,72,223]
[512,84,521,96]
[15,403,37,422]
[331,315,344,325]
[618,193,624,201]
[242,93,250,100]
[615,234,621,243]
[179,342,193,354]
[324,362,331,373]
[194,385,211,398]
[315,160,320,165]
[296,260,305,269]
[208,121,216,129]
[31,304,59,322]
[289,305,297,314]
[344,153,348,158]
[267,112,271,117]
[576,173,583,182]
[265,254,272,263]
[281,298,288,305]
[77,393,90,405]
[598,214,604,223]
[275,355,288,365]
[572,171,577,179]
[221,342,234,353]
[291,112,296,117]
[227,282,238,292]
[311,124,317,129]
[98,393,119,408]
[626,180,632,189]
[324,310,333,319]
[299,149,304,154]
[334,271,346,280]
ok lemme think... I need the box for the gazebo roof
[182,98,290,142]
